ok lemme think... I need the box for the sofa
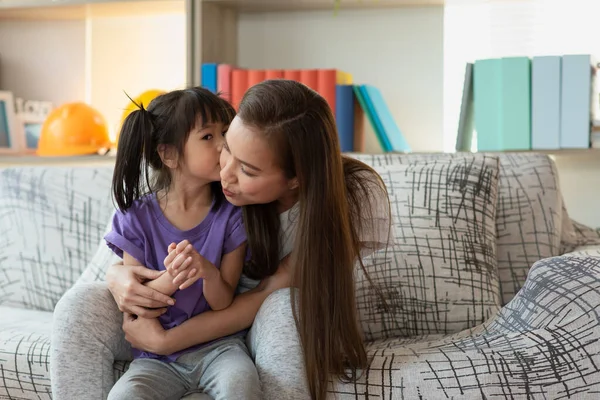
[2,152,600,399]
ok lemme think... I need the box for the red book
[217,64,233,102]
[247,69,266,88]
[300,69,318,90]
[283,69,301,81]
[231,69,249,110]
[317,69,337,113]
[265,69,284,80]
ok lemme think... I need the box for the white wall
[0,20,86,106]
[237,6,444,153]
[0,11,186,142]
[89,12,186,141]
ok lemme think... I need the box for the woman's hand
[122,313,170,355]
[106,262,175,318]
[263,255,292,293]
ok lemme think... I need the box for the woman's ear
[158,144,178,169]
[288,177,299,191]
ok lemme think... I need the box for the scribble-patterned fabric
[1,306,53,399]
[494,153,564,304]
[352,152,568,305]
[334,255,600,399]
[356,155,501,339]
[0,167,114,311]
[2,153,600,399]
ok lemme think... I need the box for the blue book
[335,85,354,152]
[532,56,561,150]
[201,63,218,93]
[474,59,503,151]
[362,85,410,152]
[501,57,531,150]
[560,55,592,148]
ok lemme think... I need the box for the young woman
[51,80,391,400]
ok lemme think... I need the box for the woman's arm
[123,259,291,355]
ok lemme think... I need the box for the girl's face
[179,120,228,183]
[220,116,297,210]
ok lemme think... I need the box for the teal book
[363,85,411,152]
[474,59,503,151]
[560,54,592,148]
[501,57,531,150]
[532,56,561,150]
[353,85,390,151]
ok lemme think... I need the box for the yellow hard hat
[37,102,111,157]
[116,89,165,146]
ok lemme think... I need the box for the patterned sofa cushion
[0,307,53,400]
[494,153,563,304]
[0,166,114,311]
[351,152,566,306]
[334,256,600,399]
[355,154,501,340]
[76,216,121,284]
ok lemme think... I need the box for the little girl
[104,87,261,400]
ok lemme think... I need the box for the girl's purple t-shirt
[104,193,246,362]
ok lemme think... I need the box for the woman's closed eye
[241,164,255,177]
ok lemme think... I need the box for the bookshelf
[188,0,444,86]
[0,0,183,19]
[202,0,444,12]
[0,154,116,166]
[0,0,187,146]
[0,0,445,162]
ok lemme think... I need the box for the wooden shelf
[451,149,600,158]
[0,153,116,166]
[203,0,444,12]
[0,0,183,20]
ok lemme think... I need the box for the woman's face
[220,116,297,209]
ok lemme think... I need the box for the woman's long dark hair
[112,87,235,212]
[238,80,390,399]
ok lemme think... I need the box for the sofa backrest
[351,152,564,306]
[0,165,114,311]
[0,152,568,314]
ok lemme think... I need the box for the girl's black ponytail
[112,103,154,212]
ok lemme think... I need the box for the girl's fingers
[164,251,178,268]
[173,268,195,286]
[172,256,193,274]
[179,276,200,290]
[175,240,190,254]
[171,253,191,271]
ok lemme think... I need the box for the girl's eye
[202,134,213,140]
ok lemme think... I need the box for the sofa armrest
[492,255,600,334]
[332,255,600,398]
[562,244,600,258]
[247,288,310,400]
